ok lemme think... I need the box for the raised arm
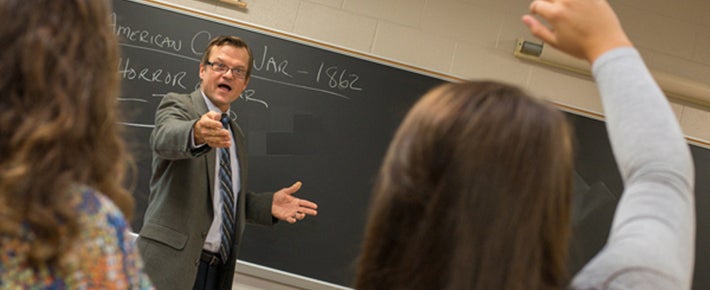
[524,0,695,288]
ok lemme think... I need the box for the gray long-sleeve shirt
[571,48,695,289]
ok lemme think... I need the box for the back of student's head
[356,81,574,290]
[0,0,133,269]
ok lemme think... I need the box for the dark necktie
[219,113,235,263]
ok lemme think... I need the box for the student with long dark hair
[355,0,695,289]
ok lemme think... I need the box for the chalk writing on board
[253,45,293,78]
[249,44,363,96]
[250,45,363,92]
[316,62,362,91]
[119,57,189,89]
[240,89,268,108]
[116,25,365,96]
[114,19,369,129]
[118,45,363,99]
[113,14,182,52]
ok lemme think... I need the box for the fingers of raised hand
[529,0,556,19]
[198,119,230,148]
[287,181,303,193]
[206,130,231,147]
[292,212,307,220]
[299,199,318,210]
[299,207,318,217]
[287,212,306,224]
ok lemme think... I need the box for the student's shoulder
[74,185,130,234]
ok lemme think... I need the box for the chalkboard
[113,0,443,286]
[113,0,710,288]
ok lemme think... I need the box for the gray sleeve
[570,48,695,289]
[151,93,209,160]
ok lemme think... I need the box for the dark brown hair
[0,0,134,270]
[200,35,254,79]
[356,81,574,290]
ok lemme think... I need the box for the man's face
[199,44,250,112]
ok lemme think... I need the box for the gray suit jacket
[137,90,275,290]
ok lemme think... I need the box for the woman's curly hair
[0,0,135,271]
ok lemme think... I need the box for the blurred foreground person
[355,0,694,289]
[0,0,153,288]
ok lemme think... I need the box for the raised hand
[193,111,231,148]
[522,0,632,63]
[271,181,319,224]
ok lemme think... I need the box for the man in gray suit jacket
[137,35,319,290]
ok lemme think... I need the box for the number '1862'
[316,62,363,91]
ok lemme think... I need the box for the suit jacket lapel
[190,90,217,205]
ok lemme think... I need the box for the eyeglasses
[205,61,248,79]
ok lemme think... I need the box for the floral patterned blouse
[0,186,154,289]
